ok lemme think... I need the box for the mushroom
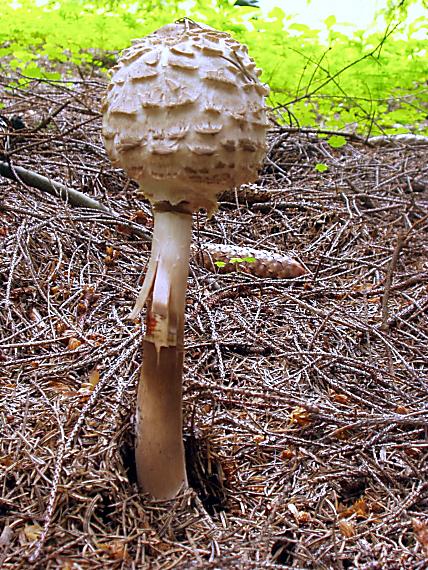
[102,19,269,499]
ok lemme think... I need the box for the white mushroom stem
[131,205,192,498]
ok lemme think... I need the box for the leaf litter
[0,70,427,569]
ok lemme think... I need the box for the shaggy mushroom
[102,19,269,499]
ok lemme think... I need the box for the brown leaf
[79,367,101,394]
[297,511,311,524]
[98,540,131,561]
[67,337,82,350]
[340,497,369,519]
[0,455,13,467]
[413,518,428,556]
[56,322,67,334]
[105,246,119,260]
[395,405,410,414]
[339,520,356,537]
[333,427,351,440]
[132,210,152,225]
[289,406,311,427]
[23,523,42,542]
[280,448,294,460]
[77,301,88,314]
[331,392,350,405]
[116,223,133,236]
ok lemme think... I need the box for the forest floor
[0,72,427,570]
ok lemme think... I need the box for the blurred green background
[0,0,427,135]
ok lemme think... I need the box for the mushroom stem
[133,207,192,498]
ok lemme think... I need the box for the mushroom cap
[102,20,269,214]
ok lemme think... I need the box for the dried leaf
[331,392,350,405]
[289,406,311,427]
[340,497,369,519]
[413,518,428,556]
[0,455,13,467]
[105,246,119,260]
[339,520,356,537]
[287,504,310,524]
[56,322,67,334]
[98,540,131,561]
[49,379,72,394]
[132,210,152,225]
[23,523,42,542]
[297,511,311,524]
[28,307,42,322]
[67,337,82,350]
[88,367,100,389]
[333,427,351,440]
[0,525,13,547]
[79,366,100,394]
[77,301,88,314]
[280,448,294,460]
[116,223,133,236]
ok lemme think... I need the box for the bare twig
[381,232,405,330]
[0,160,111,212]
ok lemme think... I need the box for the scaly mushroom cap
[102,20,269,215]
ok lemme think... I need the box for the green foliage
[230,257,256,264]
[214,256,256,268]
[384,0,428,18]
[0,0,426,136]
[327,135,347,148]
[315,163,329,173]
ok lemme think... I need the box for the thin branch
[283,24,398,107]
[0,160,111,213]
[381,232,405,331]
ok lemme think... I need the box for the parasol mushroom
[102,19,270,499]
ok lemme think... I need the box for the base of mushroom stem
[136,340,188,499]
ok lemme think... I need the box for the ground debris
[0,71,427,569]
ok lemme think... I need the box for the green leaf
[324,15,336,29]
[227,256,256,265]
[315,163,329,173]
[23,64,44,78]
[327,135,347,148]
[214,261,226,268]
[44,71,62,81]
[268,7,285,21]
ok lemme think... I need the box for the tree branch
[0,160,111,213]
